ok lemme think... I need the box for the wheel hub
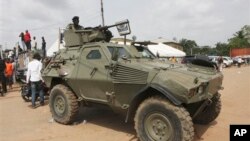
[54,95,66,115]
[145,113,173,141]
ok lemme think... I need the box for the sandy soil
[0,66,249,141]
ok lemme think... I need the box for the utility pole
[101,0,105,26]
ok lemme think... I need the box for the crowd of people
[18,30,46,56]
[0,16,78,107]
[0,29,47,107]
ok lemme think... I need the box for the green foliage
[179,25,249,56]
[200,46,210,55]
[179,39,214,56]
[228,25,250,48]
[215,42,230,56]
[179,39,198,55]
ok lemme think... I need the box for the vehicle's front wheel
[49,84,79,124]
[193,93,221,124]
[134,97,194,141]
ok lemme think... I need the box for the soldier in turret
[71,16,84,30]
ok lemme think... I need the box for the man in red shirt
[24,30,31,51]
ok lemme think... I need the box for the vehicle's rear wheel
[49,84,79,124]
[21,85,38,102]
[193,93,221,124]
[134,97,194,141]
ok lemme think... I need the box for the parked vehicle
[208,56,233,68]
[181,55,208,64]
[181,55,218,70]
[232,57,244,64]
[222,56,233,67]
[42,20,224,141]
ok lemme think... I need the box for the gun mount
[63,19,130,47]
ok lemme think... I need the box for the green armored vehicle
[42,20,223,141]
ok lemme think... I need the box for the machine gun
[64,19,130,47]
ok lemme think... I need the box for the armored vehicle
[42,20,223,141]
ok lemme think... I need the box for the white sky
[0,0,249,49]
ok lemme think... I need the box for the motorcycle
[20,82,49,102]
[19,72,49,102]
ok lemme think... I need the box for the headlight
[197,85,204,94]
[188,82,208,98]
[197,82,208,94]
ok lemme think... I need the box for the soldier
[72,16,84,30]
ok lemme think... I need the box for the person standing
[41,37,46,58]
[11,59,16,84]
[19,32,26,51]
[7,49,14,59]
[5,59,13,89]
[24,30,31,51]
[218,56,223,72]
[0,57,7,94]
[26,53,44,108]
[13,46,17,60]
[169,56,177,63]
[31,36,37,51]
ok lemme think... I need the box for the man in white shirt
[31,36,37,51]
[26,53,44,108]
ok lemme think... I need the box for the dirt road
[0,66,249,141]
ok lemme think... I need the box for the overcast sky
[0,0,249,49]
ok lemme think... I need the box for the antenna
[101,0,105,26]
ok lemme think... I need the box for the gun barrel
[101,19,129,29]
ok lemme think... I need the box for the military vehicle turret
[42,19,223,141]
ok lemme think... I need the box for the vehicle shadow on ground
[194,121,218,140]
[74,106,139,141]
[69,105,217,141]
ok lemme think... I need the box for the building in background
[110,38,133,45]
[151,37,183,51]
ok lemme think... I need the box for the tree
[228,25,250,48]
[179,39,198,55]
[242,25,250,44]
[199,46,211,55]
[215,42,230,56]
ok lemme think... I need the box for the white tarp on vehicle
[47,39,65,57]
[148,43,186,57]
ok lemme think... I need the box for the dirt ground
[0,66,249,141]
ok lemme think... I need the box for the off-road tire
[49,84,79,124]
[193,93,221,124]
[134,96,194,141]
